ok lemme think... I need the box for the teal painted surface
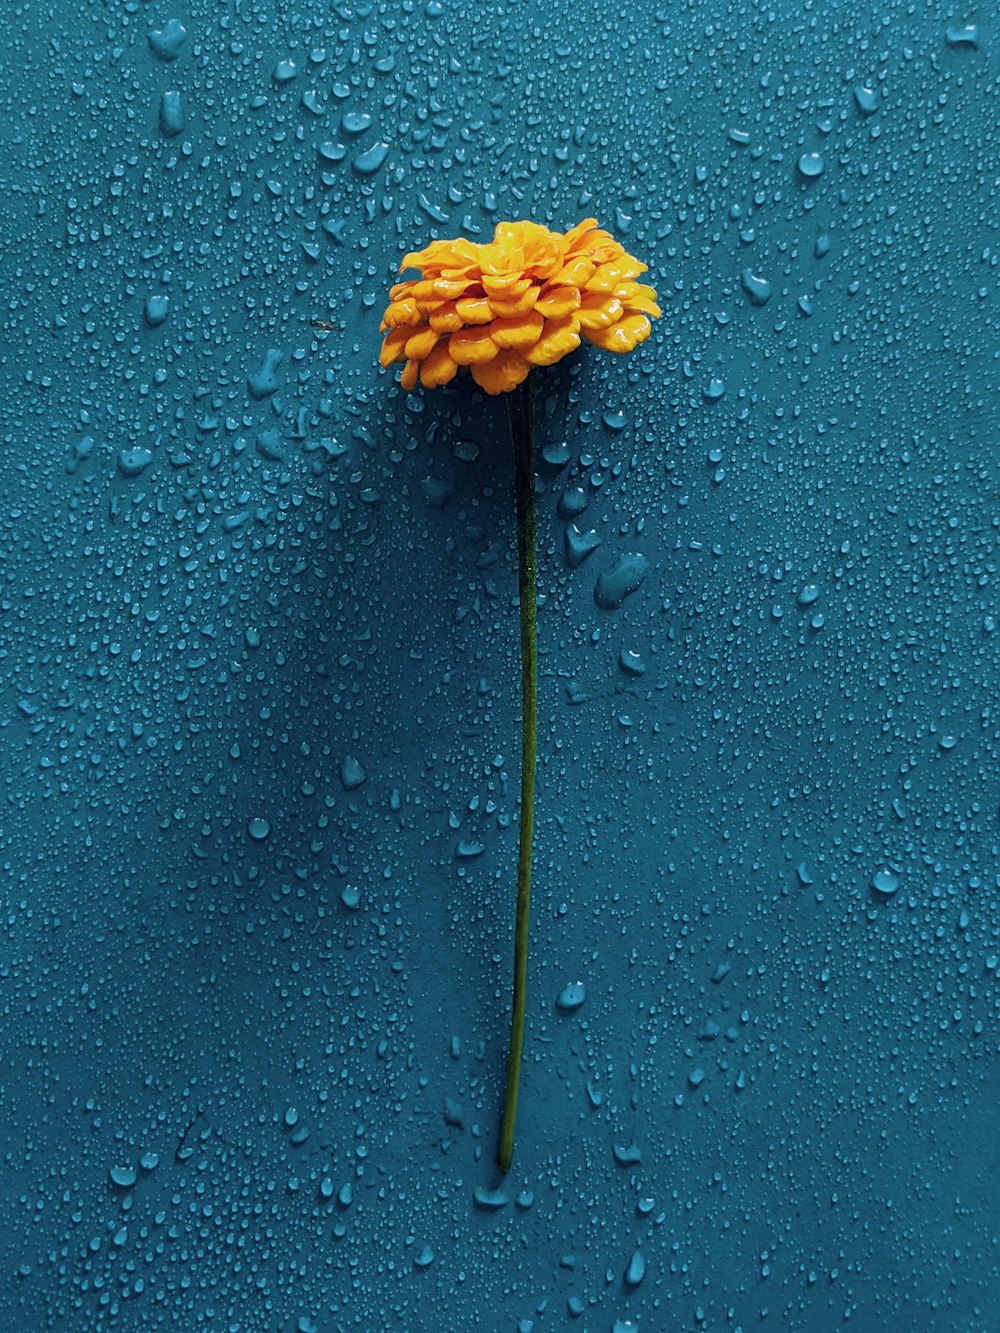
[1,1,997,1329]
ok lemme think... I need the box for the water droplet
[147,19,188,62]
[595,552,650,610]
[871,869,900,897]
[740,268,772,306]
[556,982,586,1013]
[797,151,825,179]
[353,142,389,175]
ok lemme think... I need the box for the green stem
[498,377,537,1174]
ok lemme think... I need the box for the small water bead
[353,142,389,174]
[565,524,601,569]
[871,869,900,897]
[740,269,772,306]
[65,435,94,475]
[541,441,571,468]
[147,19,187,62]
[118,448,153,478]
[159,91,185,137]
[341,111,373,135]
[248,349,283,399]
[945,23,979,48]
[473,1187,507,1211]
[558,487,588,518]
[420,477,452,508]
[556,982,586,1013]
[594,552,649,610]
[143,295,169,327]
[796,583,820,606]
[624,1250,646,1288]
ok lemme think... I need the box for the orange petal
[454,296,494,325]
[488,310,544,351]
[582,313,652,353]
[522,317,581,367]
[535,286,582,319]
[379,326,412,367]
[487,286,540,319]
[616,281,661,319]
[494,220,554,253]
[573,233,621,264]
[586,257,646,291]
[482,273,531,298]
[552,256,596,288]
[621,292,662,319]
[576,294,623,330]
[419,341,459,388]
[561,218,600,250]
[408,279,439,301]
[404,326,441,361]
[401,239,477,272]
[431,277,471,300]
[410,278,456,313]
[449,326,499,365]
[399,360,419,391]
[471,350,532,395]
[381,298,422,330]
[428,301,466,333]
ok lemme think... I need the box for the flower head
[378,218,661,395]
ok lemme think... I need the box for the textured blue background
[1,1,998,1330]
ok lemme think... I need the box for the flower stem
[498,377,537,1174]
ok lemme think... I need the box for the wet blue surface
[1,1,998,1330]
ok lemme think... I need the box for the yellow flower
[378,218,661,395]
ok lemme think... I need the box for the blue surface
[1,1,998,1330]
